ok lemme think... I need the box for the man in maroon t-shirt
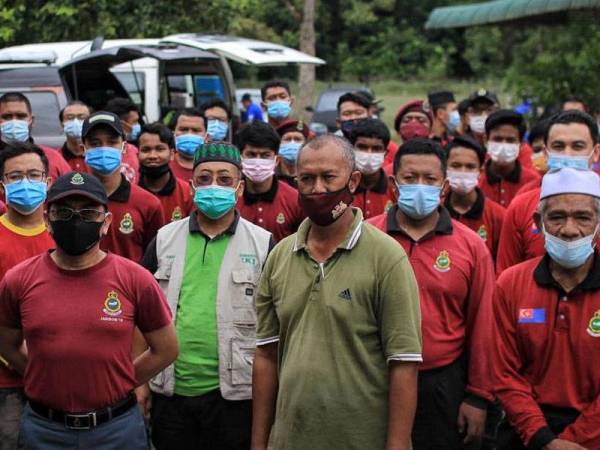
[0,172,177,449]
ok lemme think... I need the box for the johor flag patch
[518,308,546,324]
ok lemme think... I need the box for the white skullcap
[540,168,600,200]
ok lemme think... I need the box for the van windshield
[163,74,226,109]
[113,72,145,110]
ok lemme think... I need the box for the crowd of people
[0,79,598,450]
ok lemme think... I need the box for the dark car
[309,86,370,133]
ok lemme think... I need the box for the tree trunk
[298,0,316,124]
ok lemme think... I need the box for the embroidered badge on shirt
[119,213,134,234]
[587,310,600,337]
[434,250,451,272]
[518,308,545,324]
[276,212,286,224]
[477,224,488,241]
[102,291,122,317]
[171,206,182,221]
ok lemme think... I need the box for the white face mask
[355,150,385,175]
[469,115,487,134]
[487,142,520,164]
[447,170,479,195]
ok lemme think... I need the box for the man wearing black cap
[0,172,177,449]
[429,90,459,146]
[466,89,500,145]
[82,111,165,262]
[141,142,273,450]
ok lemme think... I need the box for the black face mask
[140,164,170,180]
[50,219,104,256]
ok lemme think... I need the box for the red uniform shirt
[0,252,171,412]
[479,160,540,208]
[0,201,5,215]
[353,169,393,219]
[445,189,506,260]
[493,255,600,448]
[120,143,140,184]
[496,187,544,274]
[138,171,194,223]
[169,158,193,182]
[368,207,495,402]
[238,178,304,242]
[102,176,165,262]
[61,142,90,174]
[383,141,399,168]
[0,215,54,389]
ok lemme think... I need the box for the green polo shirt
[256,208,422,450]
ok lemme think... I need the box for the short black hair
[0,141,49,176]
[0,92,32,114]
[139,122,175,149]
[545,110,598,145]
[561,96,587,111]
[200,98,231,120]
[236,121,281,154]
[349,118,390,147]
[457,99,470,116]
[485,109,526,140]
[393,138,446,176]
[171,108,206,130]
[261,80,291,101]
[241,93,252,102]
[528,119,550,145]
[445,135,486,166]
[104,97,139,120]
[337,92,371,114]
[59,100,89,122]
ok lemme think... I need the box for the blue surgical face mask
[127,123,141,142]
[4,180,47,215]
[547,153,590,171]
[397,183,441,219]
[176,134,205,157]
[85,146,123,175]
[207,119,229,141]
[194,185,237,220]
[279,142,302,164]
[447,110,460,132]
[267,101,291,119]
[1,120,30,143]
[543,224,597,269]
[64,119,83,139]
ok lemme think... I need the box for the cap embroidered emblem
[102,291,122,317]
[434,250,451,272]
[276,212,285,224]
[119,213,134,234]
[70,173,84,185]
[477,224,488,241]
[587,310,600,337]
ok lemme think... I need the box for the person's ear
[348,170,362,194]
[101,212,113,237]
[274,154,280,166]
[236,179,245,199]
[169,149,175,162]
[440,178,450,202]
[289,95,295,106]
[591,143,600,164]
[533,211,543,233]
[29,115,35,127]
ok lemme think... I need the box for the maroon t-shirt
[0,252,172,412]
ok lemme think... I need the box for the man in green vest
[141,142,273,450]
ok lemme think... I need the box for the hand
[543,439,588,450]
[134,384,152,419]
[457,401,487,444]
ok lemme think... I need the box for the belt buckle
[65,412,97,430]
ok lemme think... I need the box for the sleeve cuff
[527,426,556,450]
[463,393,489,410]
[387,353,422,363]
[256,336,279,346]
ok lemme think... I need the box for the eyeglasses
[49,207,108,223]
[192,174,238,187]
[3,170,46,184]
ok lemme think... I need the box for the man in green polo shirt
[141,142,273,450]
[251,134,422,450]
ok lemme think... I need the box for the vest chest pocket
[230,336,255,385]
[231,268,259,309]
[154,258,174,291]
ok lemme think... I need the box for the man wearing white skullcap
[492,167,600,450]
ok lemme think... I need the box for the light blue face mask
[207,119,229,141]
[64,119,83,139]
[397,183,441,219]
[267,101,291,119]
[127,123,141,142]
[176,134,205,156]
[279,142,301,164]
[194,185,237,220]
[543,224,597,269]
[1,120,30,143]
[547,153,590,171]
[85,146,123,175]
[4,180,47,215]
[447,110,461,132]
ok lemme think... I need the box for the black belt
[28,392,136,430]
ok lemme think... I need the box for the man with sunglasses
[141,142,273,450]
[0,141,55,449]
[0,171,177,449]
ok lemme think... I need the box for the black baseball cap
[468,89,499,106]
[47,172,108,205]
[428,90,456,108]
[82,111,124,140]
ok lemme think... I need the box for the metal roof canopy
[425,0,600,29]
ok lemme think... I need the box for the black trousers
[151,389,252,450]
